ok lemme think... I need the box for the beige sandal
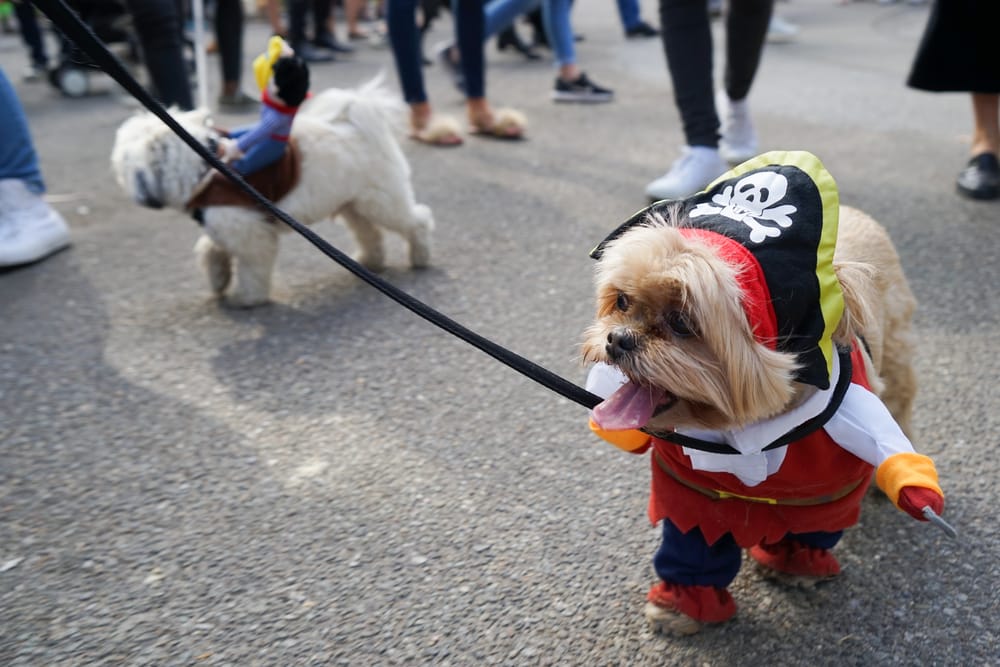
[410,115,464,147]
[469,107,526,140]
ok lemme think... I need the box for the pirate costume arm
[823,384,944,520]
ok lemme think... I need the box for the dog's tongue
[591,380,666,431]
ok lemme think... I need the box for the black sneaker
[625,21,660,38]
[552,72,614,103]
[956,153,1000,200]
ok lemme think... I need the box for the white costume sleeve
[823,383,916,466]
[585,362,629,399]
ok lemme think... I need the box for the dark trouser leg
[126,0,193,110]
[14,1,48,67]
[386,0,427,103]
[288,0,309,47]
[724,0,772,101]
[215,0,244,85]
[453,0,485,99]
[657,0,717,147]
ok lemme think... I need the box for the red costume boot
[644,581,736,635]
[748,538,841,589]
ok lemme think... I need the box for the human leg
[715,0,770,162]
[658,0,716,147]
[125,0,193,110]
[615,0,640,31]
[956,92,1000,200]
[0,67,70,266]
[544,0,613,102]
[645,0,727,198]
[452,0,485,99]
[287,0,334,61]
[264,0,287,35]
[0,66,43,191]
[723,0,771,102]
[386,0,461,144]
[314,0,354,52]
[13,0,48,77]
[645,519,739,635]
[970,92,1000,157]
[216,0,256,109]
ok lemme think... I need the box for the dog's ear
[832,260,879,345]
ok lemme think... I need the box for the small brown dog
[582,152,946,635]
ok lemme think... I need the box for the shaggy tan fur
[581,204,917,436]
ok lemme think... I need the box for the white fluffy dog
[111,79,434,307]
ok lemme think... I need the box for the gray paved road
[2,1,998,665]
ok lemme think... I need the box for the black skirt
[906,0,1000,93]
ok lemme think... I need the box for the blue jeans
[541,0,575,67]
[0,68,44,193]
[616,0,641,30]
[387,0,485,101]
[653,519,842,588]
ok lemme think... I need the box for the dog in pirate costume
[581,151,945,635]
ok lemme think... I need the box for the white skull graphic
[690,171,798,243]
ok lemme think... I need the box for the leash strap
[29,0,604,412]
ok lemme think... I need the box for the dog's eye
[616,291,630,312]
[665,311,696,338]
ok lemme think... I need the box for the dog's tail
[300,71,410,168]
[300,71,406,132]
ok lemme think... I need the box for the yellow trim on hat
[704,151,844,382]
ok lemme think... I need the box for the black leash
[29,0,604,411]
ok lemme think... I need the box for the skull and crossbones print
[690,171,798,243]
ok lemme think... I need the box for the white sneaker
[766,15,799,43]
[644,146,730,201]
[0,179,71,267]
[717,91,758,165]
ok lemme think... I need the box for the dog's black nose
[606,328,638,361]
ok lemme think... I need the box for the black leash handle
[30,0,603,411]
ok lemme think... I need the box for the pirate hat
[593,151,843,390]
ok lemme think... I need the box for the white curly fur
[111,76,433,307]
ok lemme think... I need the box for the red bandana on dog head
[592,151,843,390]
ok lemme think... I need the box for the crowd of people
[1,0,997,269]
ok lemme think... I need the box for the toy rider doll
[217,36,309,176]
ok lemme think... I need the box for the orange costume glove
[876,452,944,521]
[588,418,651,454]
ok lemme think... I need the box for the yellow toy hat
[253,36,292,92]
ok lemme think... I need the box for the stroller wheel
[56,67,90,97]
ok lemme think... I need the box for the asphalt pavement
[2,1,998,665]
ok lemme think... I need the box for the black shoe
[496,26,541,60]
[292,42,335,63]
[625,20,660,38]
[551,72,613,104]
[957,153,1000,200]
[313,33,354,54]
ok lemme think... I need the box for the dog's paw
[195,236,232,294]
[643,602,702,636]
